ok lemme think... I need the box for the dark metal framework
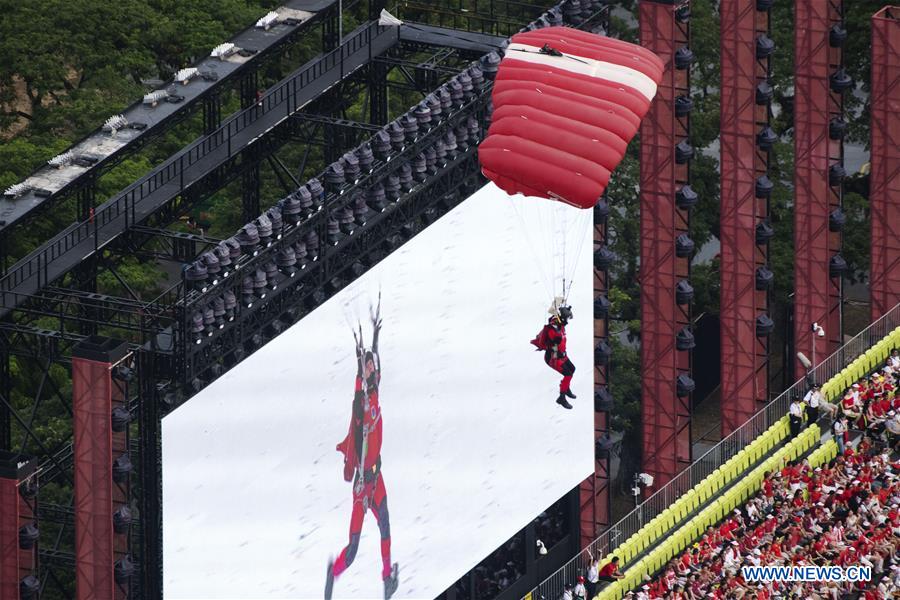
[793,0,846,376]
[638,0,693,488]
[0,2,570,596]
[0,1,356,272]
[870,7,900,322]
[719,0,773,435]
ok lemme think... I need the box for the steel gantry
[793,0,847,377]
[639,0,694,488]
[719,0,775,435]
[870,7,900,321]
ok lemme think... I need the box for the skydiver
[325,298,399,600]
[531,300,577,409]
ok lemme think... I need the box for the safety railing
[527,301,900,600]
[0,21,397,305]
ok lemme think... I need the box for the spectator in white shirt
[585,550,600,600]
[789,398,803,437]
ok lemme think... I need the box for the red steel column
[639,0,693,487]
[870,7,900,320]
[73,338,129,600]
[719,1,774,435]
[794,1,846,373]
[0,452,38,600]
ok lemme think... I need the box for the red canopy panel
[480,26,664,209]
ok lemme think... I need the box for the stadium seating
[592,325,900,599]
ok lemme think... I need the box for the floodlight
[211,42,237,59]
[242,276,256,308]
[256,11,279,29]
[175,68,199,84]
[143,89,168,106]
[48,150,75,168]
[3,182,30,198]
[103,114,128,133]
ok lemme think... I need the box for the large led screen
[162,183,594,599]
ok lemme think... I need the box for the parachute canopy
[479,27,665,209]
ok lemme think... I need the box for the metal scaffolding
[870,6,900,321]
[638,0,693,488]
[793,0,846,377]
[719,0,774,435]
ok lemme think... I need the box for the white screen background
[162,183,594,599]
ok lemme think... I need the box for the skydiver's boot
[556,394,573,409]
[383,562,399,600]
[325,558,335,600]
[565,389,576,399]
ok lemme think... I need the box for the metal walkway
[0,0,342,232]
[398,23,505,54]
[0,22,399,318]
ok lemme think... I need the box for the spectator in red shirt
[597,557,624,583]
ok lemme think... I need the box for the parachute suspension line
[509,200,556,301]
[563,210,593,304]
[562,209,567,300]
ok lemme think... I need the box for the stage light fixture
[307,178,325,209]
[185,260,209,293]
[111,406,131,432]
[675,234,694,258]
[594,294,611,316]
[223,290,237,320]
[112,454,133,483]
[356,144,374,173]
[190,377,205,393]
[755,267,774,290]
[113,364,134,382]
[353,193,369,225]
[214,243,232,276]
[113,506,132,534]
[114,556,136,584]
[676,327,696,351]
[756,34,775,58]
[675,185,698,209]
[201,252,221,285]
[829,208,846,232]
[674,95,693,117]
[414,102,432,130]
[202,305,215,336]
[20,576,40,600]
[276,247,297,277]
[242,276,257,308]
[676,374,696,397]
[236,223,261,256]
[267,206,283,239]
[594,245,615,270]
[19,523,38,550]
[676,280,694,305]
[594,387,614,412]
[401,113,419,142]
[595,341,612,365]
[252,269,268,299]
[756,314,775,337]
[755,221,775,245]
[674,47,694,69]
[191,311,204,344]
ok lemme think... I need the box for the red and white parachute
[479,27,664,209]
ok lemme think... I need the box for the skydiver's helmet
[364,350,377,388]
[558,305,573,324]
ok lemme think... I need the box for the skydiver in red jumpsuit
[326,303,399,600]
[531,304,576,409]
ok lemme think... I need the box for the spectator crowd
[584,351,900,599]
